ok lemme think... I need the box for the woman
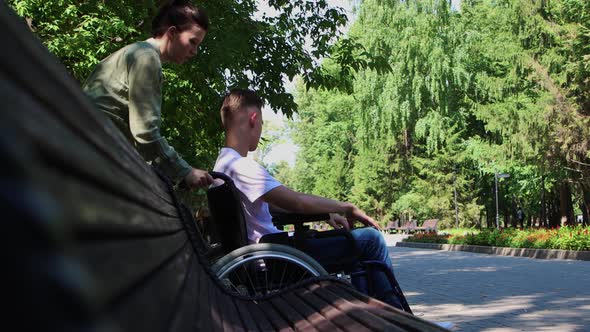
[83,0,213,188]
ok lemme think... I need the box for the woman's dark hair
[151,0,209,37]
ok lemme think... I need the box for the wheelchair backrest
[206,172,249,253]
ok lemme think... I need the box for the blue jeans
[350,227,404,309]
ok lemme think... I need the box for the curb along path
[396,241,590,261]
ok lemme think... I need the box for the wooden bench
[383,220,399,234]
[1,4,447,331]
[415,219,440,233]
[399,220,418,233]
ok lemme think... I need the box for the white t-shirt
[213,147,282,243]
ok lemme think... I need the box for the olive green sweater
[83,40,191,181]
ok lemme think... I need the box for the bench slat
[280,292,343,332]
[77,232,188,305]
[109,241,194,332]
[243,300,277,331]
[233,298,261,332]
[1,88,178,216]
[166,251,201,332]
[295,286,369,331]
[217,290,247,332]
[37,170,182,236]
[270,296,319,332]
[308,283,401,332]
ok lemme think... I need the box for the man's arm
[268,204,292,214]
[262,185,380,230]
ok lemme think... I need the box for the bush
[404,232,449,244]
[403,226,590,251]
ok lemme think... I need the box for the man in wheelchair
[213,88,406,310]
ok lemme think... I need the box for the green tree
[8,0,350,169]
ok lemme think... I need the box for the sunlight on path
[385,235,590,332]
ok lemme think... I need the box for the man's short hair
[220,89,264,126]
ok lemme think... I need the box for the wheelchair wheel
[212,243,328,297]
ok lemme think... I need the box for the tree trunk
[486,204,493,228]
[511,202,518,228]
[504,209,510,228]
[559,182,575,226]
[540,174,546,227]
[548,191,560,228]
[582,184,590,226]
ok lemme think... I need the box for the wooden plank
[194,259,214,332]
[35,168,182,237]
[280,292,342,332]
[76,231,188,306]
[0,69,173,207]
[308,283,404,332]
[232,298,260,332]
[109,241,194,332]
[166,249,200,332]
[215,289,246,332]
[331,284,447,332]
[295,286,368,332]
[269,296,318,332]
[209,273,225,332]
[0,89,178,216]
[243,300,276,331]
[257,301,294,332]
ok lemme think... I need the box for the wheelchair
[205,172,412,314]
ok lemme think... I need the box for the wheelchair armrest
[270,212,330,227]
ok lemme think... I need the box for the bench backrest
[401,220,417,228]
[422,219,439,228]
[387,220,399,228]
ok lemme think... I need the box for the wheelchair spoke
[264,261,269,293]
[241,263,257,295]
[278,259,288,289]
[295,270,311,284]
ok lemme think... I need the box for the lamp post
[495,172,510,229]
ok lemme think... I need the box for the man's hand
[184,168,214,189]
[326,213,351,231]
[345,204,382,231]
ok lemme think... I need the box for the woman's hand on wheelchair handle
[184,168,214,189]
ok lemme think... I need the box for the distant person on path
[83,0,213,188]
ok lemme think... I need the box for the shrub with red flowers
[403,226,590,251]
[404,232,450,244]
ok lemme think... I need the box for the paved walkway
[384,235,590,332]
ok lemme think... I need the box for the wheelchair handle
[177,171,233,190]
[209,171,234,184]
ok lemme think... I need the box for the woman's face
[166,24,206,64]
